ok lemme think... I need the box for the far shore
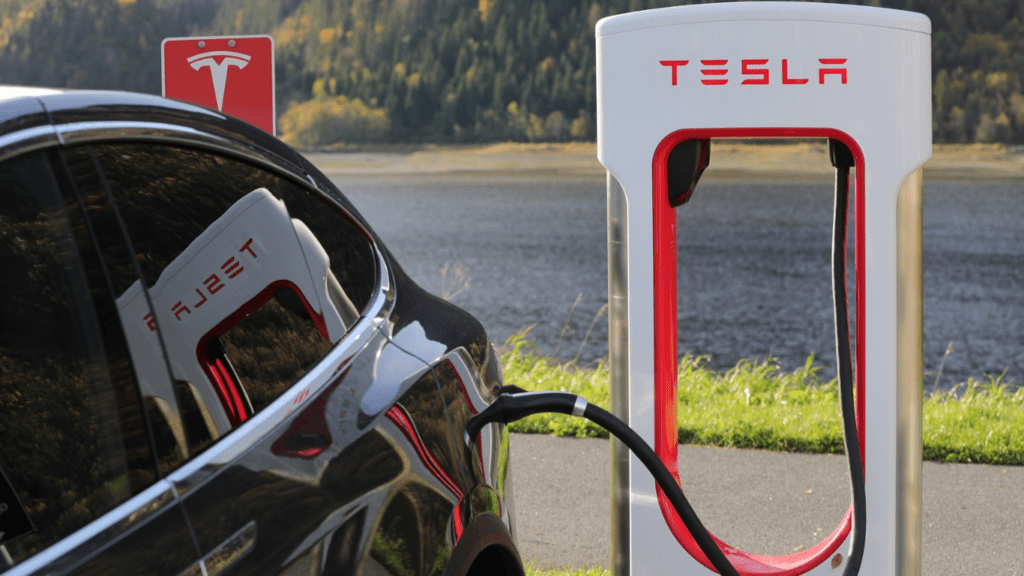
[302,141,1024,182]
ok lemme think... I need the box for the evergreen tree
[0,0,1020,143]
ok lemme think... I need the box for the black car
[0,87,521,576]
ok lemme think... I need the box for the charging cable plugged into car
[466,137,867,576]
[466,389,747,576]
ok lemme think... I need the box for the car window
[57,146,202,474]
[0,150,157,567]
[75,143,377,444]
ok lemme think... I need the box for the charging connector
[466,392,742,576]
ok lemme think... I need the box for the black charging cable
[465,391,742,576]
[829,139,865,576]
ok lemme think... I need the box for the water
[923,182,1024,388]
[338,174,1024,389]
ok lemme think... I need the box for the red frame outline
[197,279,329,426]
[386,405,464,498]
[652,128,866,575]
[270,364,351,459]
[444,359,489,476]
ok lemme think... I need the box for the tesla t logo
[188,51,251,112]
[162,35,276,134]
[659,58,848,86]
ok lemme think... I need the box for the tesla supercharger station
[599,3,930,576]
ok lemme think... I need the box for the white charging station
[599,3,930,575]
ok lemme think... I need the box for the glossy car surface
[0,88,520,576]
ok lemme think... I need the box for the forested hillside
[0,0,1021,144]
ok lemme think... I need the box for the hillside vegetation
[0,0,1021,144]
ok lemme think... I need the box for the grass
[923,374,1024,463]
[500,333,1024,465]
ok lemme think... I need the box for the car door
[0,148,199,576]
[77,140,470,576]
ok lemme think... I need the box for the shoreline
[303,141,1024,182]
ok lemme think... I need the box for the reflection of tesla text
[143,237,259,329]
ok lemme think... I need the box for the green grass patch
[924,375,1024,464]
[501,334,1024,465]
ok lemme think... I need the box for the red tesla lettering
[144,312,156,332]
[240,238,257,258]
[659,60,689,86]
[221,257,243,279]
[741,59,769,85]
[205,274,225,294]
[660,56,846,87]
[193,288,208,308]
[782,59,808,84]
[700,60,728,85]
[819,59,847,84]
[172,302,191,320]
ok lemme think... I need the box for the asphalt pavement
[509,433,1023,575]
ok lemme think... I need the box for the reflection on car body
[0,88,520,576]
[117,187,360,434]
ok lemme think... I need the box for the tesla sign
[162,35,276,134]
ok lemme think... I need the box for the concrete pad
[509,433,1024,575]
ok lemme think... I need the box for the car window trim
[53,121,379,243]
[3,482,179,576]
[54,121,296,178]
[0,124,60,163]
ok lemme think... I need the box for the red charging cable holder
[651,128,866,576]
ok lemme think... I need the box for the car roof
[0,88,307,178]
[0,86,63,101]
[0,86,379,245]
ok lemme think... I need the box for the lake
[338,173,1023,389]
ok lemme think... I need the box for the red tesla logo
[162,36,276,134]
[659,58,848,86]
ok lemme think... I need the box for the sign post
[162,35,276,135]
[599,3,930,575]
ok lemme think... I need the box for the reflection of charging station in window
[217,285,333,413]
[197,280,335,425]
[118,188,361,434]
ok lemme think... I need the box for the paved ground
[509,433,1024,575]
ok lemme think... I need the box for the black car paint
[0,91,520,576]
